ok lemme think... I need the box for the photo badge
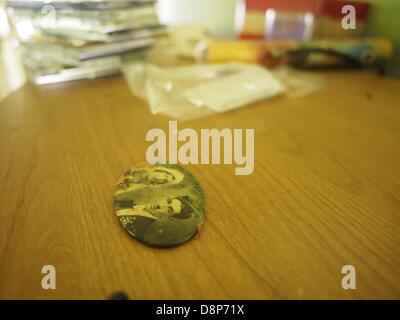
[114,164,206,247]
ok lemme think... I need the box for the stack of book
[6,0,166,84]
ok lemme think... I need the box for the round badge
[114,164,206,247]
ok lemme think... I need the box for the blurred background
[1,0,399,102]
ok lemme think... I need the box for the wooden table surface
[0,71,399,300]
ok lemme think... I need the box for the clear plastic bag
[123,63,286,121]
[272,66,326,98]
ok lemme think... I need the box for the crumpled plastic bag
[123,63,286,121]
[272,67,326,98]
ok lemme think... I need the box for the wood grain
[0,71,399,299]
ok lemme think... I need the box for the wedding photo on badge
[114,164,206,247]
